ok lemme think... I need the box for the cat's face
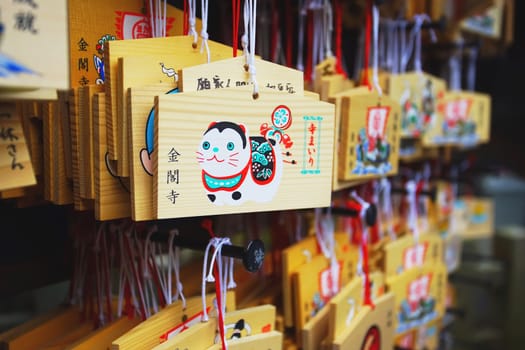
[197,123,250,176]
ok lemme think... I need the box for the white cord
[188,0,198,46]
[242,0,250,69]
[323,0,333,58]
[372,5,382,96]
[200,0,210,63]
[246,0,259,98]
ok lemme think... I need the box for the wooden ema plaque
[386,72,447,139]
[205,331,283,350]
[128,83,176,221]
[68,88,93,210]
[452,196,494,240]
[68,0,186,88]
[328,86,371,192]
[112,291,236,350]
[386,263,447,337]
[281,235,319,328]
[180,56,304,96]
[104,36,231,164]
[338,90,401,182]
[0,103,36,191]
[301,304,330,350]
[383,233,444,278]
[42,101,72,205]
[422,91,491,147]
[282,233,358,329]
[78,85,104,200]
[93,92,131,221]
[292,241,358,344]
[153,88,335,219]
[152,305,276,350]
[332,293,395,350]
[328,272,385,342]
[117,41,234,178]
[0,0,69,91]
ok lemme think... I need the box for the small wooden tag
[0,103,36,191]
[386,263,447,337]
[332,293,395,350]
[423,91,491,147]
[93,92,131,220]
[0,0,69,90]
[338,90,401,182]
[386,72,447,138]
[128,83,176,221]
[383,233,443,277]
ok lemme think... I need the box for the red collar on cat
[202,163,250,192]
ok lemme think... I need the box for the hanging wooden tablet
[328,86,371,192]
[19,101,43,176]
[78,85,104,200]
[3,307,83,350]
[0,102,36,191]
[422,91,491,147]
[117,43,235,178]
[313,57,337,94]
[452,196,494,240]
[0,88,59,101]
[104,37,231,164]
[0,0,69,90]
[383,233,443,278]
[301,304,330,350]
[179,56,304,96]
[153,88,335,219]
[386,72,447,139]
[93,92,131,221]
[112,291,236,350]
[153,304,275,350]
[328,272,386,342]
[68,0,186,88]
[205,331,283,350]
[67,317,141,350]
[282,236,319,328]
[386,263,447,337]
[57,91,73,180]
[292,251,355,343]
[69,88,93,210]
[320,74,354,102]
[282,233,357,329]
[332,293,395,350]
[128,83,176,221]
[48,100,73,204]
[338,90,401,181]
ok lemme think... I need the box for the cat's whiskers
[227,162,239,167]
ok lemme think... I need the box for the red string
[232,0,241,57]
[202,219,227,350]
[304,10,314,83]
[183,0,189,35]
[362,0,372,88]
[285,0,293,67]
[334,0,346,77]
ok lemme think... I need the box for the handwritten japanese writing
[77,37,88,51]
[166,147,182,204]
[301,116,323,175]
[194,74,297,94]
[0,112,23,170]
[13,0,39,34]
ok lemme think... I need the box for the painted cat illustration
[197,121,283,205]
